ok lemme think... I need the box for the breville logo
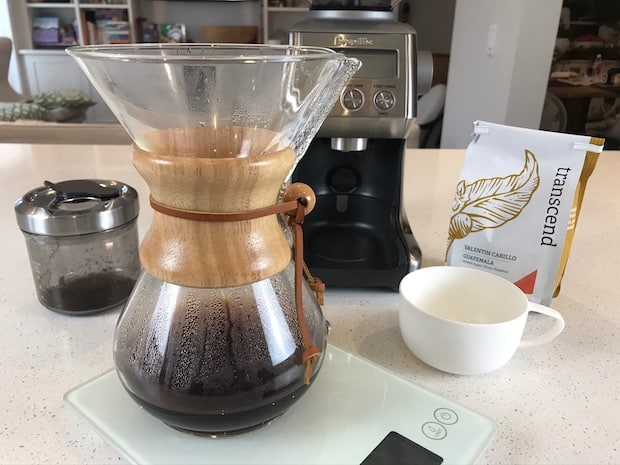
[334,35,374,47]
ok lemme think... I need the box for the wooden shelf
[79,3,130,8]
[27,3,76,8]
[262,0,308,43]
[267,6,308,12]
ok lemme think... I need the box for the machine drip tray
[64,344,495,465]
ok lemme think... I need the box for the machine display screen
[333,49,398,79]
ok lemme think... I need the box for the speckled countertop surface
[0,144,618,464]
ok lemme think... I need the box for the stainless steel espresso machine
[290,0,433,290]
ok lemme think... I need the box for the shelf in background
[27,3,76,8]
[267,6,308,12]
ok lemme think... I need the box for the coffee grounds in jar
[40,272,137,314]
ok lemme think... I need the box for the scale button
[341,88,365,111]
[434,408,459,425]
[421,422,447,440]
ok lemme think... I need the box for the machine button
[341,88,365,111]
[373,90,395,111]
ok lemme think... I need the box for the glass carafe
[68,44,359,434]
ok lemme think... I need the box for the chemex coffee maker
[290,0,433,290]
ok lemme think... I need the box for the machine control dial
[373,90,395,112]
[341,88,365,111]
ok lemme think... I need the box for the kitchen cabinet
[11,1,139,49]
[261,1,308,44]
[17,47,118,123]
[3,0,313,122]
[136,0,299,45]
[21,51,117,123]
[5,0,139,123]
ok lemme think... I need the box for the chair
[0,37,26,102]
[408,84,446,148]
[604,118,620,149]
[539,92,567,133]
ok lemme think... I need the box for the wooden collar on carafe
[149,183,324,385]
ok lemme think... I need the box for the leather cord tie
[149,195,324,385]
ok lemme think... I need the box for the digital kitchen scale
[64,344,495,465]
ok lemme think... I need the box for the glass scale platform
[65,344,496,464]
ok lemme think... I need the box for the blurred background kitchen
[1,0,619,148]
[546,0,620,148]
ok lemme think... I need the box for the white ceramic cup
[398,266,565,375]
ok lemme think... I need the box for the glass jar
[15,179,140,315]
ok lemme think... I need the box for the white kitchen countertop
[0,143,618,464]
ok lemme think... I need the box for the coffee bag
[446,121,604,305]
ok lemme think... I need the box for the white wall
[405,0,456,55]
[441,0,563,148]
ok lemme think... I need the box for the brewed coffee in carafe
[68,44,359,434]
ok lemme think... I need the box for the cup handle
[518,302,565,348]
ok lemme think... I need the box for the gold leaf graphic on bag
[447,149,540,253]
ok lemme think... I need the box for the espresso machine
[290,0,433,290]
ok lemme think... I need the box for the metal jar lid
[14,179,139,236]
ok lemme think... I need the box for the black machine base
[292,138,421,291]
